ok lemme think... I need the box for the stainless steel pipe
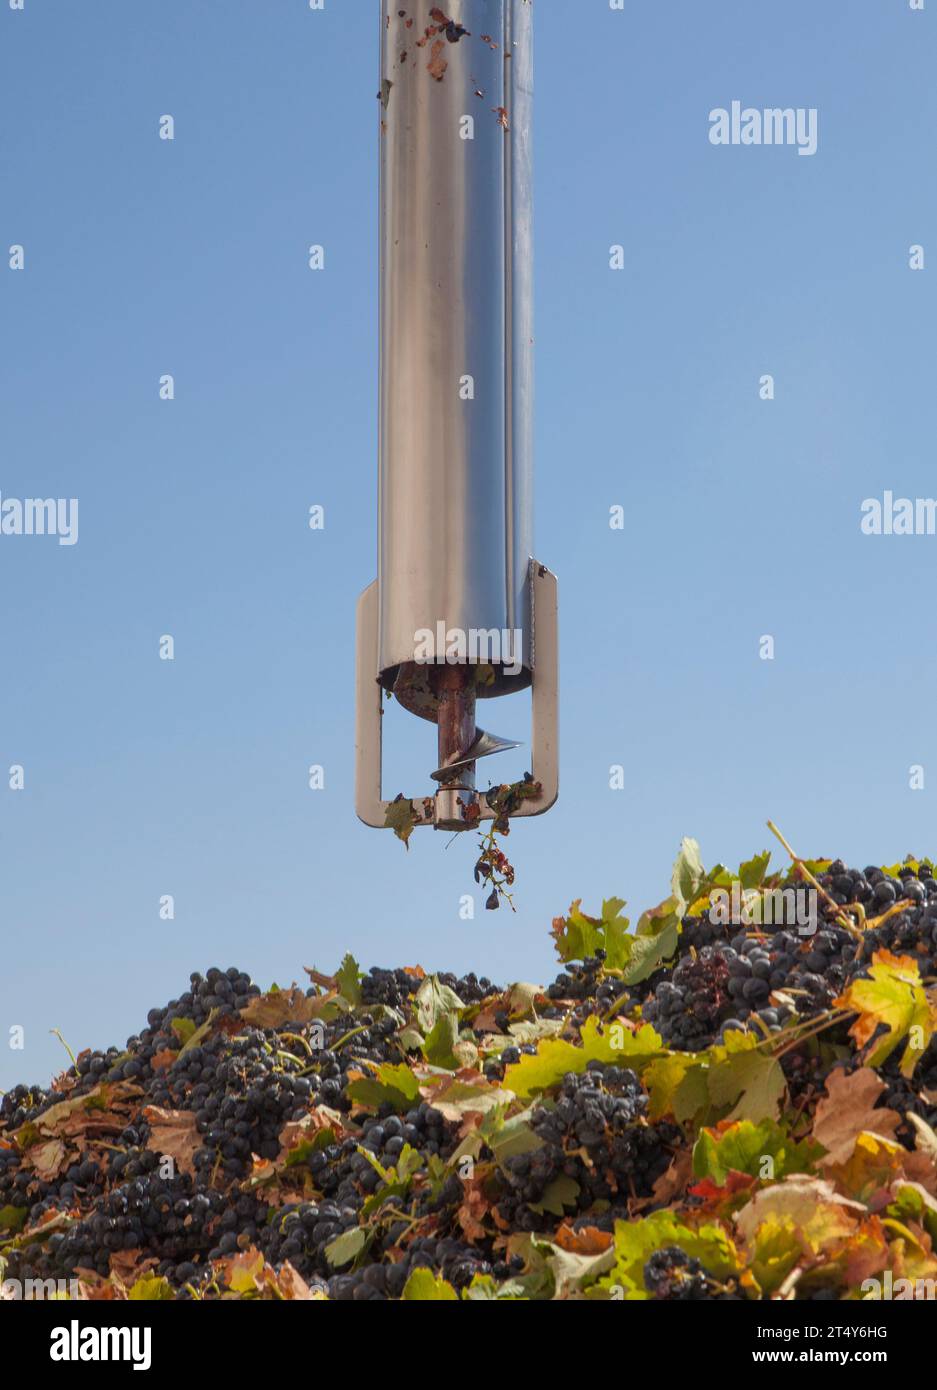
[356,1,557,832]
[378,0,534,701]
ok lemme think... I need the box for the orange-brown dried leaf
[651,1149,693,1207]
[824,1131,910,1202]
[490,1204,512,1233]
[275,1262,323,1300]
[903,1150,937,1193]
[277,1105,347,1162]
[840,1215,891,1287]
[29,1083,141,1149]
[30,1139,69,1181]
[304,967,338,991]
[554,1223,614,1255]
[456,1179,490,1242]
[813,1067,901,1165]
[734,1177,865,1254]
[143,1106,200,1178]
[835,950,936,1075]
[109,1249,159,1285]
[75,1268,121,1301]
[427,39,448,81]
[217,1246,266,1295]
[688,1169,758,1219]
[240,987,337,1029]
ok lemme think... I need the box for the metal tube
[433,663,477,829]
[356,2,557,834]
[377,1,533,705]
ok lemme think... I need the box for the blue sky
[2,0,935,1091]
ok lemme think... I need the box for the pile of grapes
[4,839,937,1301]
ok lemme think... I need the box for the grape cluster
[641,896,861,1052]
[642,947,735,1050]
[546,950,626,1020]
[436,970,495,1005]
[7,1168,239,1289]
[181,1034,314,1182]
[495,1062,677,1231]
[643,1245,716,1300]
[482,1041,539,1082]
[0,1084,52,1131]
[360,966,494,1011]
[546,952,606,1004]
[360,966,420,1010]
[329,1236,498,1301]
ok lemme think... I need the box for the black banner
[4,1296,923,1377]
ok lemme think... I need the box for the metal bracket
[355,561,559,830]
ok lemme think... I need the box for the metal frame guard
[355,560,558,830]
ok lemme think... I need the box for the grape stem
[49,1028,78,1070]
[766,820,863,940]
[277,1031,314,1058]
